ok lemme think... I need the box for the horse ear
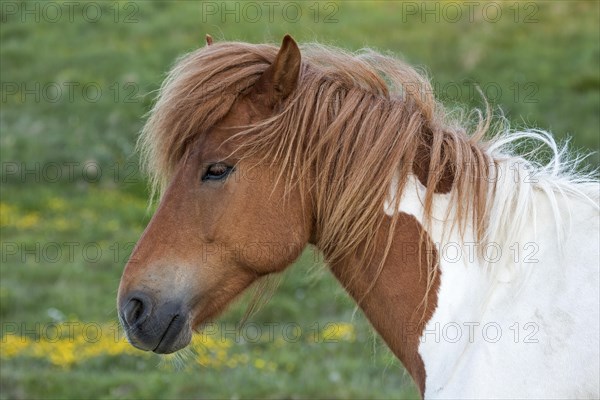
[252,34,301,108]
[205,34,213,46]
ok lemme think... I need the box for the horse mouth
[152,314,189,354]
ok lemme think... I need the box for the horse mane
[140,40,599,284]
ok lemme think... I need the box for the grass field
[1,1,599,399]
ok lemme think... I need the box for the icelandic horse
[118,35,600,398]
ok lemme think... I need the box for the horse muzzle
[118,290,192,354]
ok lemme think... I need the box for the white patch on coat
[384,130,599,398]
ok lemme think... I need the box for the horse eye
[202,163,234,182]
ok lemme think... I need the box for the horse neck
[325,173,488,397]
[333,167,600,398]
[327,208,441,397]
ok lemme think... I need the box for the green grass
[1,1,599,399]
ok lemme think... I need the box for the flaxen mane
[140,41,598,295]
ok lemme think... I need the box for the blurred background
[1,1,598,399]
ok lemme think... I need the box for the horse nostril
[122,292,152,327]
